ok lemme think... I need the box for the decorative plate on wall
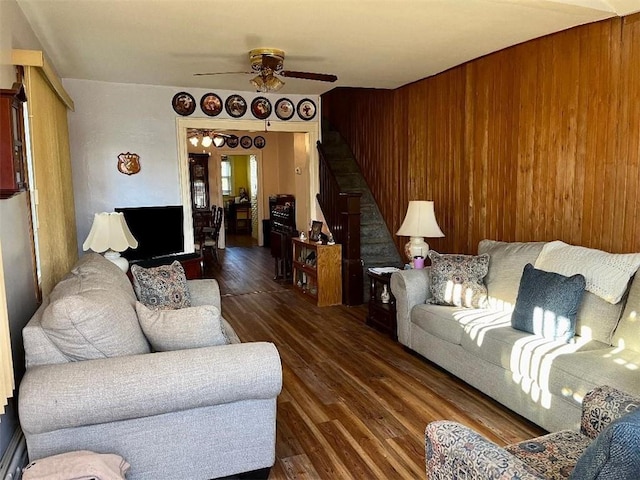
[296,98,316,121]
[200,93,223,116]
[251,97,272,119]
[225,94,247,118]
[240,135,253,149]
[253,136,266,149]
[225,135,239,148]
[275,98,294,120]
[172,92,196,116]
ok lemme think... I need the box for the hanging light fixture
[189,136,199,147]
[264,75,285,92]
[201,133,213,148]
[213,135,225,147]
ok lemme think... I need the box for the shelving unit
[366,270,397,339]
[292,237,342,307]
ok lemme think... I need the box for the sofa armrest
[19,342,282,435]
[187,278,221,308]
[426,421,544,480]
[580,385,640,439]
[390,268,431,346]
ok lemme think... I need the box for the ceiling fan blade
[193,71,252,76]
[280,70,337,82]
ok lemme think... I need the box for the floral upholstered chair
[426,385,640,479]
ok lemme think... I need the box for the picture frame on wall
[200,93,223,116]
[172,92,196,116]
[225,94,247,118]
[296,98,317,121]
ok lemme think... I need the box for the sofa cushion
[547,347,640,402]
[512,264,586,342]
[411,304,467,345]
[51,253,136,305]
[427,251,489,308]
[570,409,640,480]
[41,287,150,361]
[534,240,640,304]
[69,252,136,301]
[575,291,625,345]
[612,274,640,352]
[131,261,191,310]
[506,430,591,479]
[478,240,546,310]
[136,302,229,352]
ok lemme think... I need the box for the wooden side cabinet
[292,238,342,307]
[0,83,27,199]
[366,270,397,339]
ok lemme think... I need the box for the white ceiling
[16,0,640,95]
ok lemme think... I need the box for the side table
[366,270,397,340]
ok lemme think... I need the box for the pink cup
[413,256,425,269]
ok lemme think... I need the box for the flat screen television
[115,206,184,261]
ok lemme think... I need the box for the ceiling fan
[194,48,338,93]
[188,128,230,148]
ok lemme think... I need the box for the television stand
[128,252,204,279]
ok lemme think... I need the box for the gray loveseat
[390,239,640,433]
[19,253,282,480]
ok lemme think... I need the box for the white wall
[0,0,45,457]
[64,78,319,253]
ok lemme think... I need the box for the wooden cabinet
[0,83,27,198]
[189,153,210,210]
[292,238,342,307]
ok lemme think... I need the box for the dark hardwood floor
[206,235,545,479]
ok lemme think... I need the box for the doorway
[177,117,320,254]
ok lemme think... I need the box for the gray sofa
[19,253,282,480]
[390,239,640,433]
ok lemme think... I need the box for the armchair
[426,385,640,479]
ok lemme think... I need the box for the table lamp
[396,201,444,266]
[83,212,138,272]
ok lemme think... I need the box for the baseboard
[0,428,27,480]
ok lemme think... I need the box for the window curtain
[0,242,14,415]
[23,65,77,296]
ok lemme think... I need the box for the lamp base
[103,250,129,272]
[404,237,430,267]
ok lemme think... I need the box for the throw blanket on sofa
[23,451,130,480]
[535,241,640,304]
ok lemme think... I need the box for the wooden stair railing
[316,141,363,305]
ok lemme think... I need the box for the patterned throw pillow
[131,261,191,310]
[427,251,490,308]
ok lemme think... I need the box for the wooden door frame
[176,117,320,253]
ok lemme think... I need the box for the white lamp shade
[396,201,445,238]
[82,212,138,252]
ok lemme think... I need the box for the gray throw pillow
[427,251,490,308]
[512,264,586,342]
[570,408,640,479]
[135,302,229,352]
[131,261,191,310]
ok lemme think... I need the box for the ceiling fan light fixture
[265,75,285,92]
[201,134,213,148]
[213,135,225,147]
[250,75,266,92]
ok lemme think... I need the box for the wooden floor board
[207,236,545,479]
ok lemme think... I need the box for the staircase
[320,125,402,302]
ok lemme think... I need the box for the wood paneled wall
[322,14,640,255]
